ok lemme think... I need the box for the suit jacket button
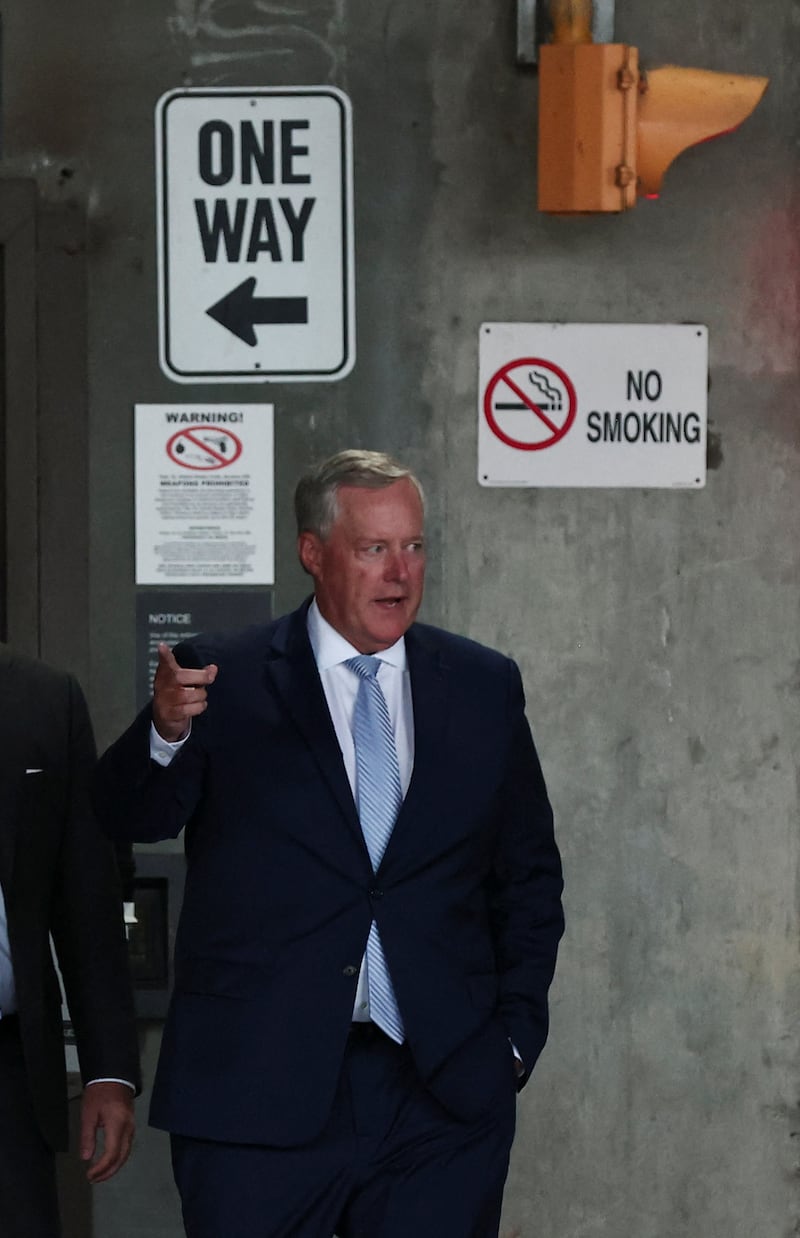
[369,887,383,899]
[342,965,358,977]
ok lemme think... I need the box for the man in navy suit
[93,449,563,1238]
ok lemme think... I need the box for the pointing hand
[152,643,218,743]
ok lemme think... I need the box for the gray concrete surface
[3,0,798,1234]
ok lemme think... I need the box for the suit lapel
[0,651,24,891]
[263,610,450,870]
[0,785,18,894]
[379,624,449,870]
[263,605,365,849]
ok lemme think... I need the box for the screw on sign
[166,428,243,470]
[483,358,577,450]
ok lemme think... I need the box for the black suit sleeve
[488,659,564,1081]
[49,674,141,1090]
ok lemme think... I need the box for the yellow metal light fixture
[537,0,768,213]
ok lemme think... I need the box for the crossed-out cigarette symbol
[484,358,576,451]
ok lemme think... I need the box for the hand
[152,642,218,742]
[79,1082,135,1183]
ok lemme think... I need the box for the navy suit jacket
[93,602,563,1147]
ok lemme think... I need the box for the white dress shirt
[0,884,16,1016]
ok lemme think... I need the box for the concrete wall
[3,1,798,1234]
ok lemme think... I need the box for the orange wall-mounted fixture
[537,0,768,213]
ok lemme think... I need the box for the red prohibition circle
[483,357,577,451]
[166,428,243,470]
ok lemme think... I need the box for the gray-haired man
[95,449,563,1238]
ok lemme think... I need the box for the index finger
[157,643,217,686]
[157,642,181,672]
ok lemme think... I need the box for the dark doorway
[0,180,38,652]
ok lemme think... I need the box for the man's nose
[383,549,409,580]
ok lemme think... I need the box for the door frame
[0,179,38,654]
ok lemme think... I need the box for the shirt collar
[307,599,407,672]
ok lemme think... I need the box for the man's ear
[297,532,322,578]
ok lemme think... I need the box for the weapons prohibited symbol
[166,428,244,470]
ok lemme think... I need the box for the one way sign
[156,87,355,383]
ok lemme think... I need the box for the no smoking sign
[483,358,576,451]
[478,322,708,489]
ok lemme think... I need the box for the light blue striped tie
[346,655,405,1043]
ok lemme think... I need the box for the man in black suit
[0,647,140,1237]
[94,450,563,1238]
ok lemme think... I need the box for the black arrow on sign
[206,277,308,347]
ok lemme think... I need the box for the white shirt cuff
[150,722,190,766]
[85,1078,136,1093]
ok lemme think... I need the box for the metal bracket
[516,0,616,66]
[516,0,539,67]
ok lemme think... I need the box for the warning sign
[166,427,243,470]
[135,404,274,584]
[483,358,576,450]
[478,323,708,489]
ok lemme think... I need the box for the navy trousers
[172,1023,517,1238]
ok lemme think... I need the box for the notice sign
[135,404,274,584]
[156,87,355,383]
[136,590,271,711]
[479,323,708,488]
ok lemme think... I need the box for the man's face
[298,478,426,653]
